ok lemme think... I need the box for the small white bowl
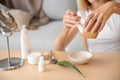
[27,52,41,64]
[68,51,93,64]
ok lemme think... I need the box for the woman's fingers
[83,11,105,33]
[64,10,80,21]
[63,18,79,29]
[64,14,80,21]
[66,9,77,16]
[84,14,97,32]
[91,13,103,33]
[83,13,94,28]
[84,12,109,33]
[63,10,81,29]
[83,1,114,33]
[64,22,76,29]
[98,16,107,32]
[64,18,80,25]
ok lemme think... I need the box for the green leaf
[57,60,85,78]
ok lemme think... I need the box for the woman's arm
[83,1,120,33]
[54,10,80,51]
[113,1,120,14]
[54,26,78,51]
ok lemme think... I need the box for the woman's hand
[63,10,81,30]
[54,10,81,51]
[83,1,118,33]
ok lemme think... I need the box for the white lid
[27,52,41,58]
[27,52,41,64]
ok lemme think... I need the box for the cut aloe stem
[57,60,85,78]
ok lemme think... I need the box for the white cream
[27,52,41,64]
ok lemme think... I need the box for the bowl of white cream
[68,51,93,64]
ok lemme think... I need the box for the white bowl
[27,52,41,64]
[68,51,93,64]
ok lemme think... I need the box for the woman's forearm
[54,28,69,51]
[65,26,78,47]
[114,2,120,14]
[54,26,78,51]
[110,1,120,14]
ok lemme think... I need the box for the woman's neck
[90,2,100,11]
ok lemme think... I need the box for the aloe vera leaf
[57,60,85,77]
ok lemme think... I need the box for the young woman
[54,0,120,52]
